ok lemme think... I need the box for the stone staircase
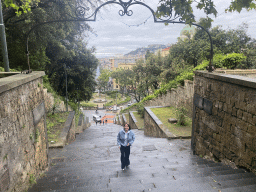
[28,124,256,192]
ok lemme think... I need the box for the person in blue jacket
[117,123,135,170]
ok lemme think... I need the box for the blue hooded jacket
[117,129,135,147]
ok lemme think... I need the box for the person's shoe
[122,168,125,171]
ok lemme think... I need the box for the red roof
[162,47,170,51]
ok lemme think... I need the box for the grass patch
[124,113,129,124]
[105,94,130,107]
[80,101,97,108]
[133,112,144,129]
[150,107,192,137]
[46,112,69,144]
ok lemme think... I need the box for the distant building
[161,47,171,57]
[110,57,141,90]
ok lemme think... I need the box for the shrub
[222,53,247,69]
[106,90,119,99]
[136,103,145,118]
[175,106,188,126]
[212,54,226,68]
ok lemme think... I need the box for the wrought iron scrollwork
[75,6,90,18]
[118,0,134,16]
[25,0,214,73]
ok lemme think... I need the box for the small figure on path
[96,121,97,126]
[117,123,135,170]
[103,119,104,125]
[105,119,107,125]
[99,120,102,125]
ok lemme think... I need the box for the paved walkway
[28,123,256,192]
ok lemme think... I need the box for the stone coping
[0,71,45,94]
[195,70,256,89]
[119,115,122,125]
[129,111,138,130]
[215,69,256,74]
[122,113,127,125]
[49,111,75,148]
[129,111,137,123]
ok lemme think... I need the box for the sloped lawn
[133,112,144,129]
[150,107,192,137]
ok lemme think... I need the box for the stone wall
[43,89,71,113]
[129,111,138,130]
[144,80,194,118]
[0,72,48,191]
[62,112,76,145]
[122,114,127,126]
[144,107,170,138]
[192,71,256,173]
[119,115,123,126]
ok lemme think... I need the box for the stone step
[211,177,256,189]
[212,168,247,176]
[110,175,215,186]
[212,172,256,182]
[220,184,256,192]
[148,179,219,192]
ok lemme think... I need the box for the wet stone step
[211,177,256,189]
[220,184,256,192]
[149,180,219,192]
[212,172,256,182]
[138,176,215,186]
[107,183,146,192]
[29,123,256,192]
[162,164,231,175]
[28,179,90,191]
[212,168,247,176]
[29,176,109,188]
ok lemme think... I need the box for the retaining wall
[129,111,138,130]
[144,107,174,138]
[122,114,127,126]
[192,71,256,173]
[0,72,48,192]
[144,80,194,118]
[43,89,71,113]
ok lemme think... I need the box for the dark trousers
[120,145,130,169]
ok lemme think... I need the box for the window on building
[116,85,118,88]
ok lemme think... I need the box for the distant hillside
[124,44,169,57]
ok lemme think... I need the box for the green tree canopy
[156,0,256,24]
[97,69,112,92]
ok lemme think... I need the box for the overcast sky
[84,0,256,58]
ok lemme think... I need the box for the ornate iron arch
[25,0,214,72]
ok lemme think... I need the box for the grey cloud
[87,0,256,58]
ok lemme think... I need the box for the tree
[145,50,153,60]
[131,59,150,102]
[46,45,98,102]
[156,0,256,24]
[97,69,111,92]
[145,52,163,90]
[112,68,133,95]
[2,0,105,23]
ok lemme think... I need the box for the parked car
[93,114,101,122]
